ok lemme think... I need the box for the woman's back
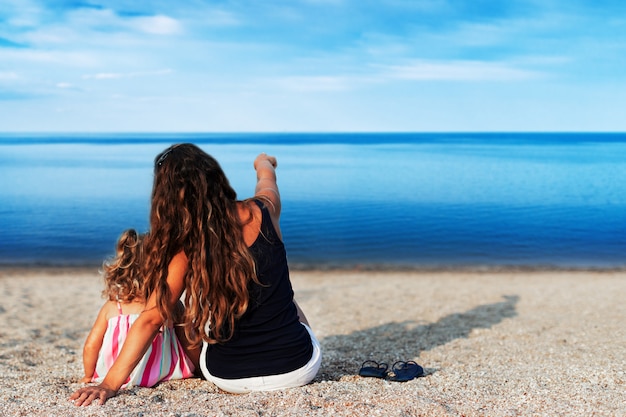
[204,199,313,379]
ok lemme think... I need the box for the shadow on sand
[317,295,519,380]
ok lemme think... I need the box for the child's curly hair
[102,229,145,303]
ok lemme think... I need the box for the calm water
[1,133,625,269]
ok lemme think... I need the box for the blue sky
[1,0,625,132]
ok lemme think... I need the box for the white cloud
[2,0,44,28]
[451,22,511,47]
[274,76,350,92]
[0,48,98,67]
[82,69,173,80]
[301,0,344,4]
[131,15,181,35]
[199,9,241,27]
[0,71,19,80]
[84,72,123,80]
[26,8,182,41]
[54,82,84,92]
[381,60,543,81]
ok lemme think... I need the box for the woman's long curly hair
[143,143,258,347]
[102,229,145,303]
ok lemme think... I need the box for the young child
[80,229,195,388]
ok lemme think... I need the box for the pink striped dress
[92,302,195,388]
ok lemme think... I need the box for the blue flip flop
[358,360,389,378]
[386,361,425,382]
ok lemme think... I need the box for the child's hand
[79,376,93,384]
[71,384,118,406]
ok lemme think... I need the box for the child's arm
[71,251,188,406]
[80,303,111,383]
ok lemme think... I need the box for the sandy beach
[0,267,624,417]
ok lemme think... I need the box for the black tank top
[204,199,313,379]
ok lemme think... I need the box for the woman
[71,144,321,405]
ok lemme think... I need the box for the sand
[0,267,624,417]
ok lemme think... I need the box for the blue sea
[1,132,625,269]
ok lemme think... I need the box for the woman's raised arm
[253,153,282,237]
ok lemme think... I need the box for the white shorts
[199,323,322,394]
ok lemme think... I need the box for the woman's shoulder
[239,199,263,247]
[251,197,283,241]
